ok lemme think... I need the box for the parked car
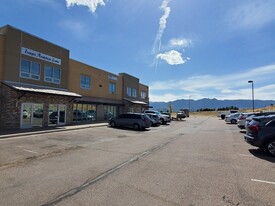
[217,110,239,120]
[244,112,275,129]
[244,115,275,156]
[176,111,186,119]
[161,112,171,119]
[109,113,151,130]
[146,113,161,126]
[225,113,240,124]
[144,110,170,124]
[237,112,256,129]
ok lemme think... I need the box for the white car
[225,113,240,124]
[237,112,255,129]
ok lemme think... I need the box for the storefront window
[49,104,58,126]
[32,104,43,127]
[21,103,43,128]
[73,104,96,123]
[104,105,117,120]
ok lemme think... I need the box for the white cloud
[227,1,275,30]
[156,50,188,65]
[169,38,191,48]
[66,0,106,13]
[152,0,171,54]
[149,93,183,102]
[149,63,275,101]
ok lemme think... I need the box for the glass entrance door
[48,104,66,126]
[21,103,32,128]
[58,105,66,125]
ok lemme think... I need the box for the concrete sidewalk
[0,122,108,139]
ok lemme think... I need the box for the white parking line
[251,179,275,185]
[22,149,39,154]
[239,154,254,157]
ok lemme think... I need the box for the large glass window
[104,105,117,120]
[21,103,43,128]
[126,87,137,97]
[44,65,61,84]
[20,59,40,80]
[73,104,96,123]
[109,82,116,94]
[132,88,137,97]
[127,87,132,97]
[80,75,91,90]
[141,91,147,99]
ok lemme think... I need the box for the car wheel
[110,121,116,127]
[160,118,164,125]
[133,123,140,130]
[265,139,275,157]
[231,119,237,124]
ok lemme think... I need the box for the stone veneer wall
[0,83,74,131]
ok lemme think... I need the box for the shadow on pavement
[249,149,275,163]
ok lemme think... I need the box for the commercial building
[0,25,149,131]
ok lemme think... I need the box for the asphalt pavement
[0,122,108,139]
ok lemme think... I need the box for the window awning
[123,98,148,105]
[2,81,82,97]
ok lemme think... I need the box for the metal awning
[2,81,81,97]
[123,98,148,105]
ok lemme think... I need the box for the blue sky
[1,0,275,102]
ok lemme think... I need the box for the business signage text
[108,74,118,81]
[21,47,61,65]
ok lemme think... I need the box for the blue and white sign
[108,74,118,81]
[21,47,61,65]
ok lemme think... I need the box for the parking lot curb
[0,123,108,140]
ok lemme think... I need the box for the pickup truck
[217,110,239,120]
[171,112,186,120]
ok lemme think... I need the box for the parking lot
[0,116,274,206]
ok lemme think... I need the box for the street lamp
[248,80,254,112]
[188,95,191,112]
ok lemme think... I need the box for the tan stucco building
[0,25,149,131]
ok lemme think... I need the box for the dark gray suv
[109,113,151,130]
[244,115,275,156]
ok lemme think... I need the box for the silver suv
[144,110,170,125]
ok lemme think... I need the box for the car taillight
[239,115,245,120]
[249,125,259,132]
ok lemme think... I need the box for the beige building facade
[0,25,149,131]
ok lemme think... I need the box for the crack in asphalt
[41,136,179,206]
[0,146,83,170]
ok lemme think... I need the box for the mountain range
[149,98,275,112]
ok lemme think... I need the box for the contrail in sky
[152,0,171,54]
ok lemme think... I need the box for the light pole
[248,80,254,112]
[188,95,191,112]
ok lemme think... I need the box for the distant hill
[149,98,275,112]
